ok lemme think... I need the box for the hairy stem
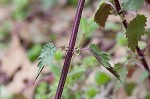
[54,0,85,99]
[113,0,150,81]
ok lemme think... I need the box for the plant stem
[113,0,150,81]
[54,0,85,99]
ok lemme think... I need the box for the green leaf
[94,3,113,27]
[27,44,42,62]
[49,64,61,78]
[95,72,110,85]
[86,87,97,99]
[54,50,63,61]
[80,17,98,35]
[80,17,89,33]
[114,64,128,91]
[35,82,49,99]
[124,82,136,96]
[36,43,57,81]
[68,67,86,78]
[126,14,147,52]
[78,17,98,47]
[67,67,85,84]
[89,44,119,79]
[88,18,99,33]
[114,64,128,84]
[122,0,144,11]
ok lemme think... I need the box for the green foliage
[67,0,78,6]
[0,0,11,4]
[12,0,29,20]
[89,44,119,79]
[67,66,85,85]
[27,44,42,62]
[116,32,128,46]
[49,64,61,78]
[0,21,11,41]
[124,82,136,96]
[86,87,97,99]
[68,67,86,78]
[94,3,113,27]
[80,17,98,35]
[89,44,111,67]
[13,0,28,9]
[33,0,147,98]
[114,64,128,84]
[62,89,73,99]
[114,64,128,91]
[95,72,111,85]
[54,50,63,61]
[50,34,57,42]
[122,0,144,11]
[78,17,98,46]
[83,56,98,67]
[145,93,150,99]
[35,82,49,99]
[41,0,57,11]
[36,43,57,80]
[125,14,147,52]
[89,44,128,85]
[49,82,58,98]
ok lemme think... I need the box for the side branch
[113,0,150,81]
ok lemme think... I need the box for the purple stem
[114,0,150,81]
[54,0,85,99]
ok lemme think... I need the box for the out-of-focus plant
[12,0,29,20]
[0,0,11,4]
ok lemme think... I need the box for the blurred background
[0,0,150,99]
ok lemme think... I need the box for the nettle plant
[36,0,150,99]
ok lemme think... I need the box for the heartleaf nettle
[36,43,57,81]
[94,3,113,27]
[89,44,127,83]
[90,44,128,91]
[125,14,147,52]
[121,0,144,11]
